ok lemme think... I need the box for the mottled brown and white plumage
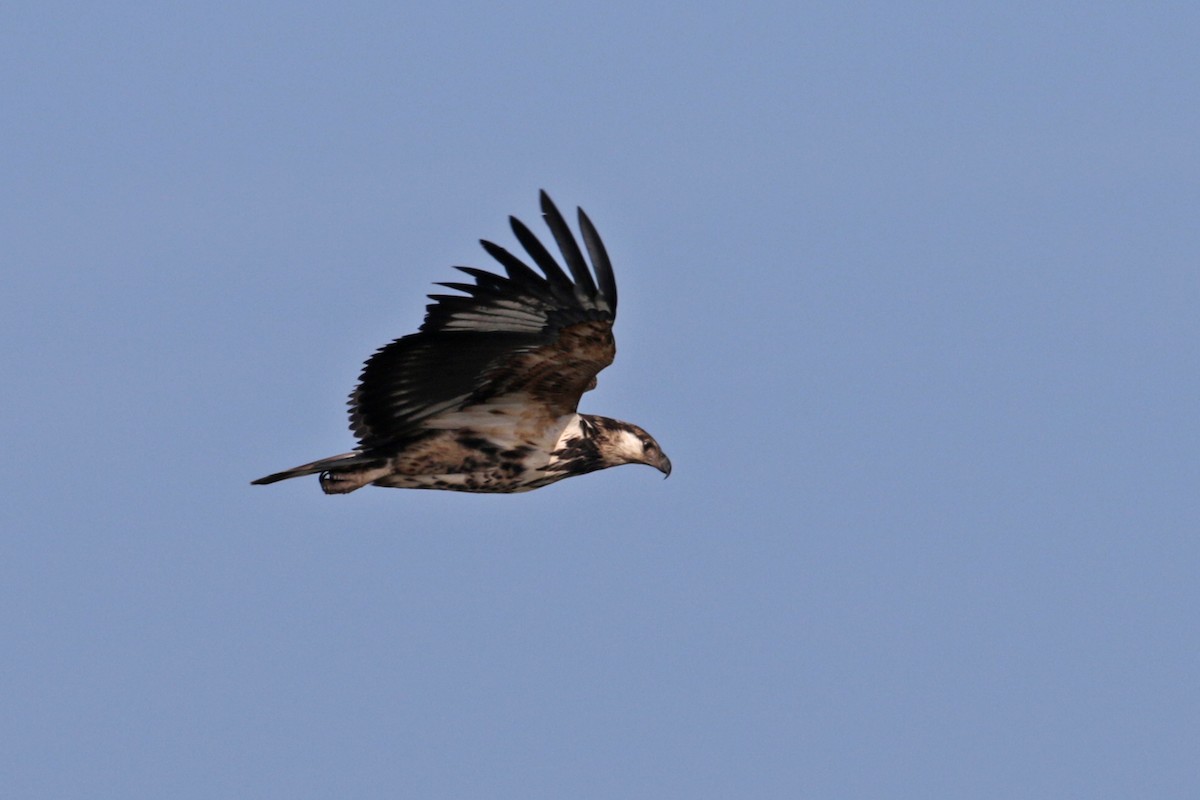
[252,191,670,494]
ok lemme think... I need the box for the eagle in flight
[252,191,670,494]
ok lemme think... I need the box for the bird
[251,191,670,494]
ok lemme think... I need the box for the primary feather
[252,191,669,494]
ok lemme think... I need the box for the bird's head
[603,421,672,478]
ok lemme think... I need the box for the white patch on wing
[442,313,545,332]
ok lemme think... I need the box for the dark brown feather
[476,320,616,416]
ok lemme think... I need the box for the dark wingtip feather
[540,191,598,296]
[479,239,545,286]
[510,214,573,289]
[578,207,617,311]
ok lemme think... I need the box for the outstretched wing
[349,191,618,449]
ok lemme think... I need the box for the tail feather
[251,452,387,494]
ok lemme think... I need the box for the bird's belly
[372,470,547,493]
[369,412,573,493]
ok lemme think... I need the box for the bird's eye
[644,442,656,454]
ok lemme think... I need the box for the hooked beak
[655,452,672,479]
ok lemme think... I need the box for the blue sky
[3,2,1197,797]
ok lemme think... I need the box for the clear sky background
[3,3,1197,798]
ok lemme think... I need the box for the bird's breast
[369,403,579,492]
